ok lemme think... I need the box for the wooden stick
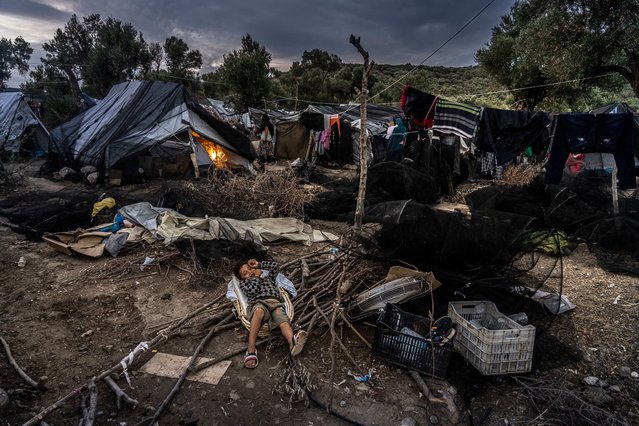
[339,312,372,349]
[80,381,97,426]
[408,370,458,422]
[23,298,232,426]
[312,297,364,376]
[0,336,41,389]
[149,313,235,423]
[104,376,138,410]
[190,336,275,373]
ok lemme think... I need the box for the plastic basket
[372,304,452,378]
[448,301,535,375]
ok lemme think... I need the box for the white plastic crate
[448,301,535,375]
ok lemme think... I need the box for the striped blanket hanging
[433,100,481,140]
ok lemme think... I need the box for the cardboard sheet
[138,352,231,385]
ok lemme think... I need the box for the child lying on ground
[233,259,307,368]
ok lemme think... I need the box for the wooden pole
[349,35,374,232]
[612,163,619,214]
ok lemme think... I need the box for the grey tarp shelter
[247,103,401,164]
[50,80,255,174]
[0,92,50,156]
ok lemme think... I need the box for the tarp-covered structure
[206,99,242,123]
[50,81,255,178]
[0,92,50,156]
[246,103,401,165]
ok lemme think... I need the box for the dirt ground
[1,163,638,426]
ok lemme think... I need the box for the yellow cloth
[92,198,116,217]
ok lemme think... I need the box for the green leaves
[0,36,33,88]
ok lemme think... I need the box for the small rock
[81,330,94,337]
[399,417,417,426]
[73,376,80,383]
[609,385,621,392]
[619,366,631,377]
[161,293,171,300]
[103,345,113,352]
[340,400,346,407]
[632,372,639,379]
[583,387,613,407]
[229,390,240,401]
[447,385,457,395]
[343,387,351,394]
[0,388,9,409]
[598,379,609,388]
[245,380,255,389]
[583,376,599,386]
[429,414,439,424]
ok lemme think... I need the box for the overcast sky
[1,0,515,87]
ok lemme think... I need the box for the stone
[161,293,171,300]
[245,380,255,389]
[399,417,417,426]
[583,387,613,407]
[81,329,94,337]
[619,366,631,377]
[340,400,347,407]
[631,372,639,379]
[429,414,439,424]
[583,376,599,386]
[609,385,621,392]
[0,388,9,409]
[447,385,458,395]
[229,390,240,401]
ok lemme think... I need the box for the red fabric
[565,153,585,175]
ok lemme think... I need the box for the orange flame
[192,131,227,168]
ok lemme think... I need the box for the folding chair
[230,276,295,338]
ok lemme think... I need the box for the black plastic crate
[372,303,452,378]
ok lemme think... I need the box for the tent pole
[188,131,200,179]
[612,163,619,214]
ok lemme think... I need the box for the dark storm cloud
[0,0,68,21]
[56,0,514,70]
[1,0,515,83]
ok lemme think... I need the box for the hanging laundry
[387,117,407,162]
[401,86,438,128]
[433,99,481,140]
[477,108,550,165]
[545,113,636,189]
[329,114,341,137]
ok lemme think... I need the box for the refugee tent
[206,99,242,123]
[50,80,255,181]
[0,92,50,157]
[247,103,401,165]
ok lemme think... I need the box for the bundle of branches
[497,162,545,187]
[82,244,185,280]
[514,376,629,426]
[201,168,317,219]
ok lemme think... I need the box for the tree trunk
[349,35,374,232]
[61,65,81,94]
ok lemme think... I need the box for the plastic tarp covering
[50,80,254,167]
[119,202,338,247]
[0,92,50,153]
[250,104,399,136]
[366,200,535,272]
[207,99,241,123]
